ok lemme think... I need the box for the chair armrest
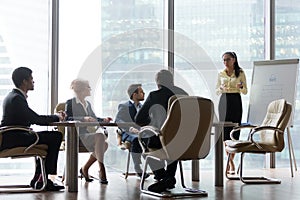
[139,126,160,137]
[0,126,39,152]
[249,126,284,149]
[138,126,160,153]
[229,124,257,140]
[0,125,33,131]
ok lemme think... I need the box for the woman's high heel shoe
[98,170,108,184]
[80,168,93,182]
[99,178,108,184]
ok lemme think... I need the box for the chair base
[140,158,208,198]
[141,187,208,198]
[0,156,47,193]
[0,185,45,193]
[225,153,282,184]
[226,174,281,184]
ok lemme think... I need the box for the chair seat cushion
[0,144,48,158]
[225,140,279,153]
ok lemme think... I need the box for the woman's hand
[103,117,113,123]
[83,116,97,122]
[220,84,228,91]
[236,82,243,89]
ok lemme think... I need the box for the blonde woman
[65,78,112,184]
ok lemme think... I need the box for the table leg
[66,126,79,192]
[214,125,223,186]
[191,160,199,181]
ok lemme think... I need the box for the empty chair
[225,99,292,184]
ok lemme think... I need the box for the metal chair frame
[0,126,47,193]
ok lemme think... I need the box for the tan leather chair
[54,102,88,152]
[54,102,89,182]
[225,99,292,184]
[138,96,214,197]
[54,103,67,151]
[0,126,47,192]
[115,128,135,179]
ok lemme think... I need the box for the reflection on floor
[0,167,299,200]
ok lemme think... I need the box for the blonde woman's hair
[70,78,89,94]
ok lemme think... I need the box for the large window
[275,0,300,166]
[58,0,299,172]
[1,0,299,174]
[174,0,264,118]
[58,0,165,172]
[0,0,51,173]
[174,0,265,169]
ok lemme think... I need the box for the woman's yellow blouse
[216,69,248,95]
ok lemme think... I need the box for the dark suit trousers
[1,130,62,175]
[147,135,178,179]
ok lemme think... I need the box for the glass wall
[100,0,165,116]
[58,0,299,172]
[1,0,299,175]
[0,0,51,173]
[58,0,165,172]
[174,0,265,169]
[275,0,300,166]
[174,0,264,117]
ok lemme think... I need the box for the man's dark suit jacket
[135,85,188,128]
[1,89,59,126]
[0,88,62,175]
[134,85,188,179]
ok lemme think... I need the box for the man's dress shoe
[33,179,65,191]
[148,177,176,193]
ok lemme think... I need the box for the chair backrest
[54,102,66,134]
[54,102,90,152]
[159,96,214,161]
[260,99,292,151]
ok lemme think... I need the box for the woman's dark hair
[12,67,32,87]
[223,51,242,77]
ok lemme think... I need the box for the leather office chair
[138,96,214,197]
[54,102,89,153]
[0,126,47,192]
[115,128,137,179]
[54,102,90,182]
[225,99,292,184]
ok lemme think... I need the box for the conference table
[191,121,238,187]
[51,121,237,192]
[51,121,132,192]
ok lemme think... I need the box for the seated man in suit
[0,67,65,191]
[115,84,149,179]
[135,69,188,193]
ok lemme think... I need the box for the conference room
[0,0,300,199]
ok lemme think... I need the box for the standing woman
[216,52,248,174]
[65,78,112,184]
